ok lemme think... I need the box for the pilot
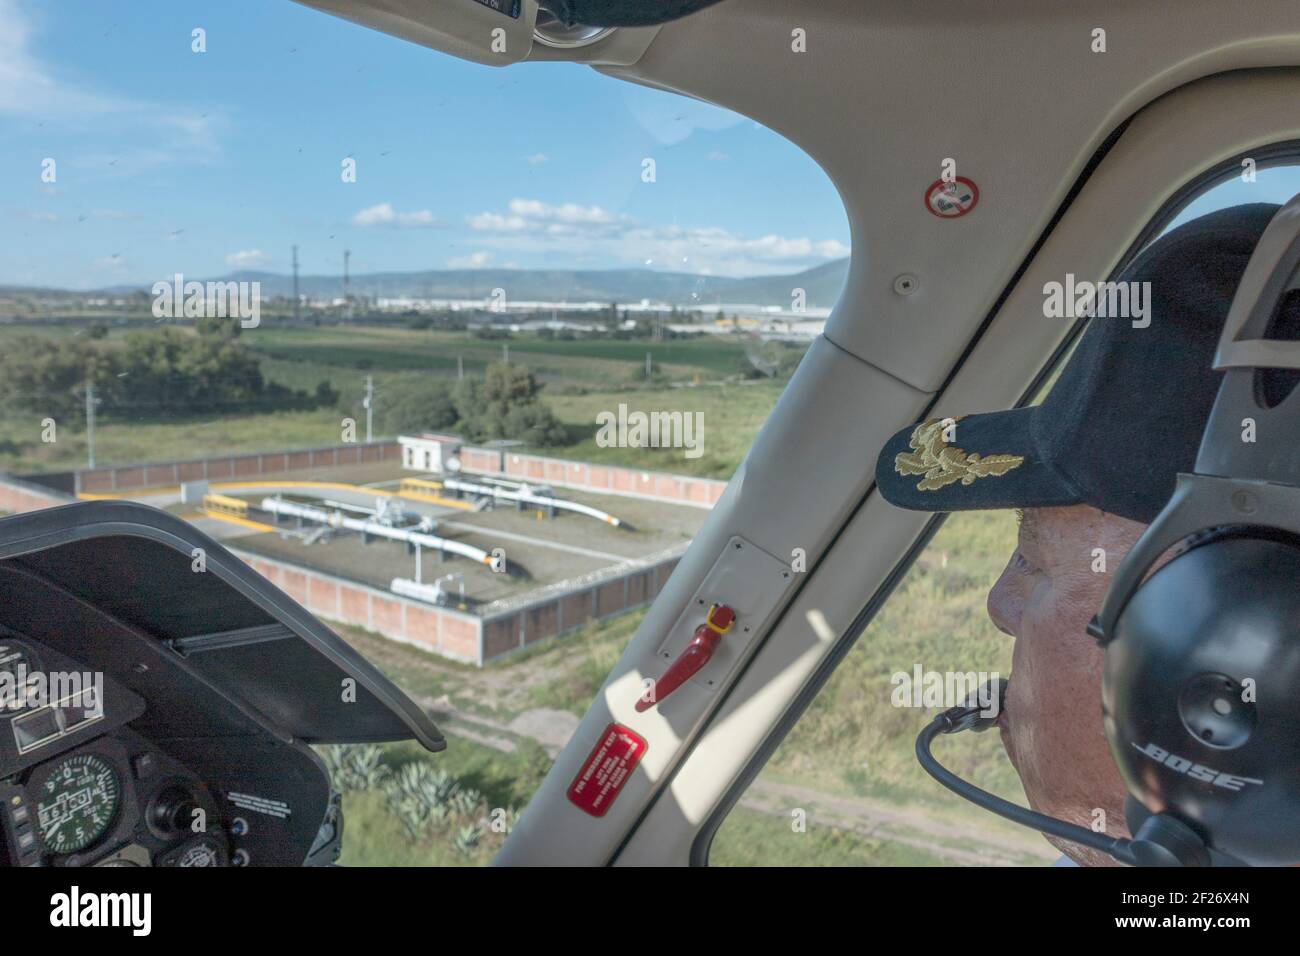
[873,202,1285,866]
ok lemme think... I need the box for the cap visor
[874,407,1081,513]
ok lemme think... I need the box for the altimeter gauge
[34,753,122,855]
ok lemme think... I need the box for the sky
[0,0,851,290]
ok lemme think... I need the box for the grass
[245,324,754,397]
[0,323,789,478]
[249,324,751,377]
[334,737,552,867]
[709,806,948,866]
[742,510,1022,808]
[522,609,648,716]
[0,407,345,474]
[335,736,950,867]
[546,380,787,479]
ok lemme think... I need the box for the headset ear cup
[1103,531,1300,866]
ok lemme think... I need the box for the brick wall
[477,553,681,660]
[459,446,725,509]
[68,441,401,494]
[230,548,486,664]
[0,475,74,514]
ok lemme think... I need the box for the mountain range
[5,259,849,311]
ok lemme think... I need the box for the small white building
[399,433,462,472]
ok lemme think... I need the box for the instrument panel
[0,637,229,867]
[1,729,229,868]
[0,502,441,867]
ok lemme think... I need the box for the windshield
[0,0,848,865]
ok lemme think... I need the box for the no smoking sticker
[925,176,979,218]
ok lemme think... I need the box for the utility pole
[646,351,652,378]
[343,249,352,321]
[457,355,464,380]
[292,245,300,322]
[363,374,373,443]
[84,381,97,469]
[502,343,509,364]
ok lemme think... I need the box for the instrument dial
[34,753,122,855]
[173,839,223,867]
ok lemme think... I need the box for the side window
[708,163,1300,867]
[711,510,1035,867]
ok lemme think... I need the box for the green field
[0,323,791,479]
[250,325,753,382]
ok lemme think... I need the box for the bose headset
[916,193,1300,867]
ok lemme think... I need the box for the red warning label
[567,723,647,817]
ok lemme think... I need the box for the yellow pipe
[201,510,277,533]
[397,490,476,511]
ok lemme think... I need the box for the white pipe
[391,573,465,606]
[440,477,624,527]
[260,497,492,564]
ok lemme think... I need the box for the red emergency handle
[636,603,735,712]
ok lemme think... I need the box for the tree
[453,362,566,446]
[0,336,118,421]
[372,378,458,435]
[0,327,330,422]
[117,328,266,413]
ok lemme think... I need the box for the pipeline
[438,477,625,527]
[259,496,493,565]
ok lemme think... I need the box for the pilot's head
[875,203,1282,865]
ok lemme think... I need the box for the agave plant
[383,761,476,835]
[317,744,391,793]
[453,824,482,855]
[483,805,521,835]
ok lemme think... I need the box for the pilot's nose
[986,553,1024,638]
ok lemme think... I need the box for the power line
[363,374,374,443]
[343,249,352,321]
[84,381,98,469]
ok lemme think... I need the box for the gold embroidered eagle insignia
[893,417,1025,492]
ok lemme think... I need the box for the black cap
[874,203,1282,524]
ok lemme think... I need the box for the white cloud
[526,153,548,165]
[352,202,439,228]
[706,151,728,162]
[468,198,624,237]
[0,1,123,115]
[446,251,493,268]
[0,1,223,172]
[225,249,266,268]
[464,197,848,276]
